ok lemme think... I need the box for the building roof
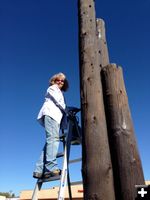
[145,181,150,185]
[20,184,83,200]
[20,181,150,200]
[0,196,6,200]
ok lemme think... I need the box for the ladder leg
[32,181,42,200]
[58,119,73,200]
[57,146,68,200]
[67,169,72,200]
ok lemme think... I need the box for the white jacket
[37,84,66,125]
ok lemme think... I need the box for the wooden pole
[96,18,110,68]
[78,1,115,199]
[101,64,145,200]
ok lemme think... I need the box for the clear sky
[0,0,150,196]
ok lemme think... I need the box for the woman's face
[55,77,65,90]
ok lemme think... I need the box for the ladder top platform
[37,175,60,183]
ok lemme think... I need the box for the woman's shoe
[44,169,61,178]
[33,172,43,179]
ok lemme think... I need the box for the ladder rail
[57,111,76,200]
[32,181,42,200]
[67,169,72,200]
[57,145,68,200]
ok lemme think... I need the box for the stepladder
[32,107,82,200]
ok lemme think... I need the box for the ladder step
[69,157,82,164]
[71,181,83,185]
[57,152,64,158]
[37,175,61,183]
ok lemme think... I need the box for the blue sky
[0,0,150,196]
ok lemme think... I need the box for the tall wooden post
[78,0,115,199]
[96,18,110,68]
[101,64,145,200]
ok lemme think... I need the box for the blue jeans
[34,115,60,173]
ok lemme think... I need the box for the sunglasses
[55,79,64,83]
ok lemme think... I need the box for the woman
[33,72,69,179]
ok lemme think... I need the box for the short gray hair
[49,72,69,91]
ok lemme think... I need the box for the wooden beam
[96,18,110,68]
[78,1,115,199]
[101,64,145,200]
